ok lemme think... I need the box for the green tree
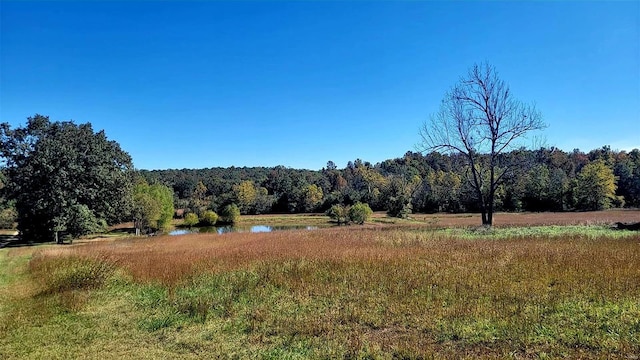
[574,160,619,210]
[0,170,17,229]
[354,164,388,209]
[614,149,640,207]
[300,184,324,212]
[348,202,373,225]
[419,63,545,226]
[253,187,275,214]
[219,203,240,224]
[133,179,174,234]
[199,210,218,226]
[66,203,107,238]
[0,115,134,243]
[233,180,257,214]
[522,164,551,211]
[189,181,209,215]
[384,175,420,218]
[326,204,350,225]
[0,206,17,229]
[183,213,199,227]
[423,170,462,212]
[548,167,569,211]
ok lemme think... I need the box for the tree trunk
[481,210,489,225]
[486,190,495,227]
[55,231,62,244]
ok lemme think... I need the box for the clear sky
[1,1,639,170]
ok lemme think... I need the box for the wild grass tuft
[29,253,115,295]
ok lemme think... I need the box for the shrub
[327,204,350,225]
[200,210,218,226]
[0,207,17,229]
[219,204,240,224]
[66,203,106,238]
[183,213,199,227]
[348,202,373,225]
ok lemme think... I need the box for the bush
[66,204,106,238]
[0,207,17,229]
[183,213,199,227]
[200,210,218,226]
[219,204,240,224]
[327,204,350,225]
[348,202,373,225]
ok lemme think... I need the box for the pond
[168,224,320,236]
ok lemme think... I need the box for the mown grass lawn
[1,220,639,359]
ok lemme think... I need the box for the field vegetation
[1,211,639,359]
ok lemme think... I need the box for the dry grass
[2,211,640,358]
[410,209,640,228]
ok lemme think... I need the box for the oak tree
[0,115,133,243]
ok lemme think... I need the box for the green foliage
[137,146,640,217]
[199,210,218,226]
[232,180,257,214]
[133,179,175,233]
[347,202,372,224]
[575,160,618,210]
[66,203,107,238]
[326,204,350,225]
[614,149,640,207]
[0,115,133,242]
[420,170,462,212]
[183,213,199,227]
[300,184,323,212]
[219,204,240,224]
[385,176,419,218]
[0,206,17,229]
[188,181,209,216]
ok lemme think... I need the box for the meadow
[1,211,639,359]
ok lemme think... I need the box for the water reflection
[169,224,319,236]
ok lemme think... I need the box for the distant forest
[140,146,640,217]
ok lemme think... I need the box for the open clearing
[1,210,639,359]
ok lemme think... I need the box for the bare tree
[419,63,545,226]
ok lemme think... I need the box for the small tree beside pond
[183,213,199,227]
[219,204,240,224]
[199,210,218,226]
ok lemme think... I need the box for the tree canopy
[132,178,174,234]
[140,146,639,220]
[0,115,134,243]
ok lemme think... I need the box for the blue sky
[1,1,638,170]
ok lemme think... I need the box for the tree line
[139,146,639,218]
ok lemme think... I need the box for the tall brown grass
[24,226,640,358]
[409,209,640,227]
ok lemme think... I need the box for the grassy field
[1,211,639,359]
